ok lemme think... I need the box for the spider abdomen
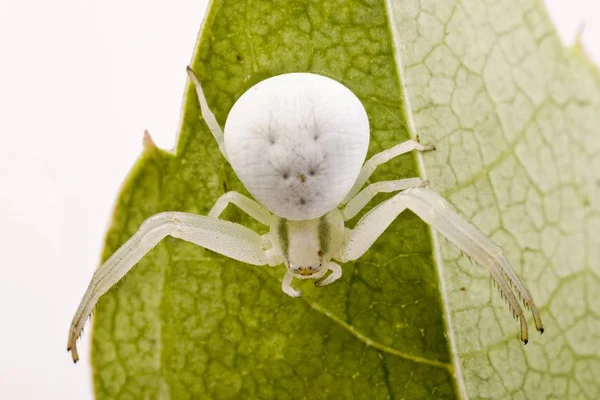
[224,73,369,220]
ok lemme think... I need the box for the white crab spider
[67,69,544,362]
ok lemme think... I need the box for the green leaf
[90,0,600,399]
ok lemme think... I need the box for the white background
[0,0,598,398]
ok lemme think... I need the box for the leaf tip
[143,130,157,150]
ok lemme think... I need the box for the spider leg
[342,139,435,204]
[67,211,269,362]
[208,191,273,225]
[337,186,543,343]
[282,270,301,297]
[315,262,342,287]
[186,66,228,160]
[341,178,427,220]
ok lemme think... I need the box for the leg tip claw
[68,342,80,363]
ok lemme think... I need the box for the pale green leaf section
[388,0,600,398]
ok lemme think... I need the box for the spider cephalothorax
[67,69,543,363]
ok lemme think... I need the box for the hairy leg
[337,187,543,343]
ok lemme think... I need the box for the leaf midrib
[383,0,466,398]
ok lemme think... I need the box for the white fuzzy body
[224,73,369,220]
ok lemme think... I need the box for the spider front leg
[67,211,273,362]
[337,186,543,344]
[342,139,435,204]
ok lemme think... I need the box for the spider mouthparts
[298,267,315,276]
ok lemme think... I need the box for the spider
[67,68,543,362]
